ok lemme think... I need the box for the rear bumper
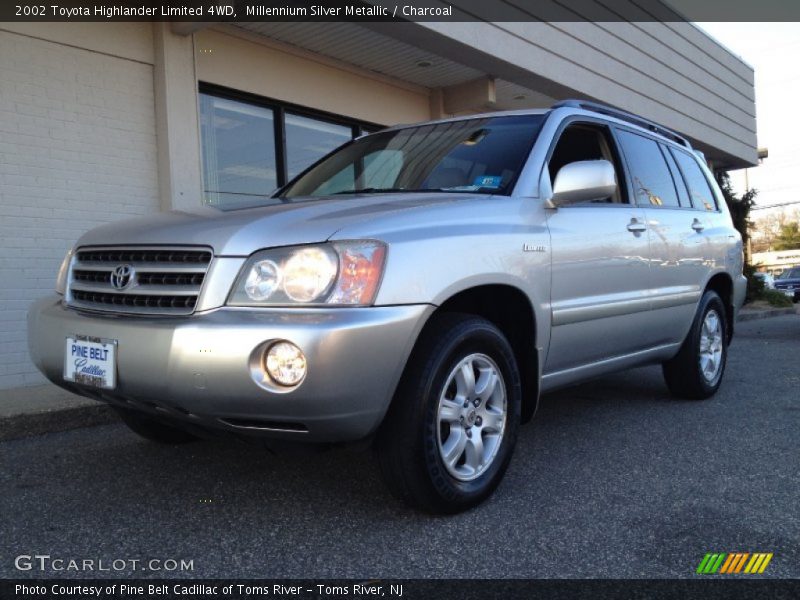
[733,274,747,319]
[27,296,432,442]
[775,287,799,301]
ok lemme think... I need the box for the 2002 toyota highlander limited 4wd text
[28,100,746,513]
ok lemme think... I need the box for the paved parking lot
[1,315,798,579]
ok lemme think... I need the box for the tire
[662,290,728,400]
[375,313,522,514]
[115,407,198,444]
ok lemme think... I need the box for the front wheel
[662,290,728,400]
[375,313,521,514]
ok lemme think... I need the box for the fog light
[265,342,306,386]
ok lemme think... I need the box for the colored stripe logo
[696,552,773,574]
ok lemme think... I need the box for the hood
[775,276,800,286]
[77,193,486,256]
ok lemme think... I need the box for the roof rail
[551,99,690,148]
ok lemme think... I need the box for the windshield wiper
[332,187,408,195]
[332,187,500,195]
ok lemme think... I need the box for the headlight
[244,259,282,301]
[228,241,386,307]
[282,247,338,302]
[55,247,75,295]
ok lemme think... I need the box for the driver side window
[548,123,626,204]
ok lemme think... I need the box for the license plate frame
[64,335,118,390]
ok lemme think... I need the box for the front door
[543,122,653,376]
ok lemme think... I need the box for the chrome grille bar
[67,246,213,316]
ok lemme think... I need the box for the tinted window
[671,148,718,211]
[661,144,692,207]
[549,126,606,181]
[616,130,680,207]
[282,115,544,198]
[549,124,626,203]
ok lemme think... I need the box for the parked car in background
[774,266,800,302]
[28,100,746,513]
[754,271,775,289]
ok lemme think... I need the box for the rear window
[670,148,718,211]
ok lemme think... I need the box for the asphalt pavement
[1,315,798,579]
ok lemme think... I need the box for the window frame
[198,83,383,198]
[659,142,693,208]
[667,145,722,213]
[613,125,686,210]
[541,116,632,207]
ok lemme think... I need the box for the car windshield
[777,267,800,279]
[279,115,545,198]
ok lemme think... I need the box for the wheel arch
[434,284,540,423]
[704,272,734,343]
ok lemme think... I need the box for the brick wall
[0,30,159,388]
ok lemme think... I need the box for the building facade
[752,250,800,276]
[0,12,757,389]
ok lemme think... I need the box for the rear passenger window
[670,148,718,211]
[616,129,680,208]
[661,145,692,208]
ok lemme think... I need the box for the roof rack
[551,99,690,148]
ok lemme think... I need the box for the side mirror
[548,159,617,207]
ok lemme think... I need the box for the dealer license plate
[64,336,117,389]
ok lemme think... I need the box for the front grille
[77,249,211,264]
[67,246,213,315]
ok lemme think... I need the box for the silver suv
[28,100,746,513]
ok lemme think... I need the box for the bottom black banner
[1,579,799,600]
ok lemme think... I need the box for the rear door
[614,129,710,346]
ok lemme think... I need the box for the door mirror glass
[550,160,617,206]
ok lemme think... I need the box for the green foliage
[714,171,757,255]
[762,289,794,307]
[744,263,765,303]
[774,222,800,251]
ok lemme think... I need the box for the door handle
[627,218,647,233]
[692,218,705,232]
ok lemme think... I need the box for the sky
[697,23,800,216]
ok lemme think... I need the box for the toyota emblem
[110,264,135,290]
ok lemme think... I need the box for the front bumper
[775,287,799,301]
[28,297,432,442]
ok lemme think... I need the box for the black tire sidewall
[687,291,728,395]
[417,320,521,509]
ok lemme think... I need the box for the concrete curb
[0,384,118,442]
[0,402,116,442]
[1,307,797,442]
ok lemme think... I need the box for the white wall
[0,28,159,388]
[195,28,432,126]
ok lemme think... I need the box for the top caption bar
[3,0,800,22]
